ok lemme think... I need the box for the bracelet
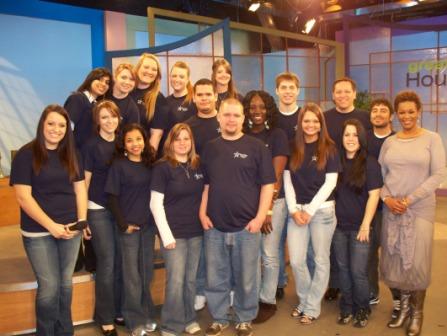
[267,210,273,216]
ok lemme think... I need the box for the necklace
[179,162,190,179]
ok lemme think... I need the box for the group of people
[9,53,446,336]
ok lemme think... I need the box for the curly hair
[242,90,279,132]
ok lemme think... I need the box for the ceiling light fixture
[302,18,316,34]
[249,2,261,12]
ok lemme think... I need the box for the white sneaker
[185,322,201,335]
[230,290,234,307]
[194,295,206,311]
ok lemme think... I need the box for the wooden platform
[0,225,165,335]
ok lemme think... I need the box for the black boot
[388,290,411,328]
[407,290,426,336]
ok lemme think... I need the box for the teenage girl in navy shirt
[82,100,121,335]
[105,123,157,335]
[107,63,140,128]
[150,123,204,336]
[64,67,112,149]
[243,90,289,323]
[211,58,243,111]
[283,103,341,324]
[333,119,382,328]
[131,53,169,152]
[10,104,87,335]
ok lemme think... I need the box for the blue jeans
[195,241,206,296]
[333,229,370,315]
[277,213,289,288]
[88,208,122,325]
[204,228,261,323]
[23,233,81,336]
[161,236,202,335]
[120,225,156,330]
[287,206,336,318]
[259,198,286,304]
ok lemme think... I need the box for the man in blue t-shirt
[366,98,397,311]
[200,98,275,336]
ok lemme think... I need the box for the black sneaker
[353,309,369,328]
[337,312,353,325]
[276,287,285,300]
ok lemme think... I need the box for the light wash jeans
[259,198,287,304]
[88,208,122,325]
[23,233,81,336]
[204,228,261,323]
[119,225,156,330]
[287,205,336,318]
[161,236,202,335]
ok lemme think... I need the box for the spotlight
[302,18,316,34]
[249,1,261,12]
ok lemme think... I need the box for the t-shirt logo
[294,125,298,131]
[233,152,248,159]
[194,173,204,180]
[178,106,188,112]
[137,98,144,105]
[311,155,318,162]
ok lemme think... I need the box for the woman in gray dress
[379,90,446,336]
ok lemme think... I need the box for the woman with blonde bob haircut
[150,123,204,336]
[131,53,169,152]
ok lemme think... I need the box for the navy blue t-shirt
[166,94,197,129]
[335,156,383,231]
[82,135,115,207]
[324,108,372,151]
[247,128,290,159]
[105,158,153,228]
[150,160,204,239]
[366,130,395,160]
[202,135,276,232]
[10,144,84,233]
[64,92,95,149]
[185,115,221,155]
[276,108,300,142]
[288,141,341,204]
[107,93,140,127]
[130,88,169,132]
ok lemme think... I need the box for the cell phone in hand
[68,220,88,231]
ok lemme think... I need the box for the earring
[124,150,128,157]
[248,119,253,128]
[264,120,269,130]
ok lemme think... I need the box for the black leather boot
[407,290,426,336]
[388,290,411,328]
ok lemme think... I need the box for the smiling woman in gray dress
[379,90,446,336]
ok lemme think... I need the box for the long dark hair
[289,103,336,171]
[339,119,367,192]
[77,67,112,95]
[31,104,80,181]
[242,90,278,132]
[113,123,154,167]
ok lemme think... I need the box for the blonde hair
[162,123,200,169]
[212,58,238,98]
[134,53,162,122]
[170,61,193,105]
